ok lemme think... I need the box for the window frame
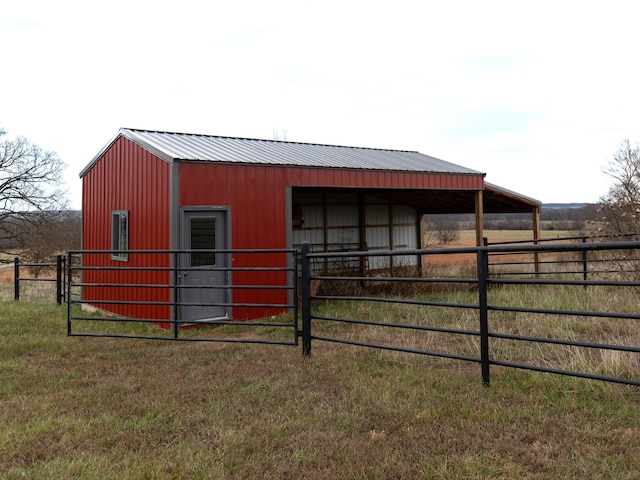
[111,210,129,261]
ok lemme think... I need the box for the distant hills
[542,203,593,209]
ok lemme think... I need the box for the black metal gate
[66,249,299,346]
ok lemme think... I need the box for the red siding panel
[82,137,172,320]
[179,163,484,249]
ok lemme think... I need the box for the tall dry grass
[310,276,640,384]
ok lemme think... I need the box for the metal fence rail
[299,241,640,388]
[67,249,299,346]
[486,233,640,280]
[64,241,640,388]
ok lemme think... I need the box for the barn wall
[179,163,446,298]
[179,162,482,249]
[81,137,172,320]
[82,156,481,323]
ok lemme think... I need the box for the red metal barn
[80,128,540,325]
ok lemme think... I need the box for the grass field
[2,298,640,479]
[455,229,579,245]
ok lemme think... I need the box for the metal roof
[81,128,484,177]
[485,181,540,206]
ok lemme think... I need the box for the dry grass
[0,263,58,302]
[3,295,640,479]
[3,240,640,478]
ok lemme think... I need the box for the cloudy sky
[2,0,639,209]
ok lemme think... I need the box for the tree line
[1,126,80,271]
[1,124,639,262]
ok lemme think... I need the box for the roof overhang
[293,184,540,215]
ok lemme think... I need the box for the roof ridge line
[121,128,419,154]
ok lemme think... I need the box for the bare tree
[424,217,460,246]
[0,126,68,257]
[434,219,460,245]
[599,139,640,238]
[20,210,81,276]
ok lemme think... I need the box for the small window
[112,210,129,261]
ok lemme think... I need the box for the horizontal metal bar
[489,332,640,353]
[312,314,480,337]
[487,236,587,245]
[74,266,295,273]
[70,316,172,324]
[311,275,477,284]
[488,304,640,321]
[68,332,297,346]
[75,266,171,272]
[313,295,479,310]
[179,302,294,309]
[70,299,294,309]
[487,232,640,246]
[15,278,57,283]
[307,240,640,259]
[177,320,295,327]
[16,263,57,267]
[70,316,294,327]
[489,278,640,287]
[71,283,171,288]
[70,299,174,306]
[490,271,587,276]
[70,248,297,254]
[311,335,481,363]
[489,260,585,267]
[490,359,640,387]
[71,282,294,291]
[496,252,640,266]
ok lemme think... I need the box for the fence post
[477,247,490,387]
[67,252,73,336]
[582,237,588,287]
[301,242,312,357]
[56,255,63,305]
[173,251,180,339]
[14,257,19,301]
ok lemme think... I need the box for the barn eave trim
[79,129,176,178]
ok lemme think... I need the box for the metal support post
[14,257,19,301]
[301,242,312,357]
[477,247,490,387]
[67,252,73,336]
[56,255,63,305]
[582,237,588,287]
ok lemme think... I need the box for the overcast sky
[2,0,639,209]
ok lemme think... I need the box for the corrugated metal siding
[179,162,463,250]
[120,128,482,175]
[288,189,420,272]
[82,136,172,319]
